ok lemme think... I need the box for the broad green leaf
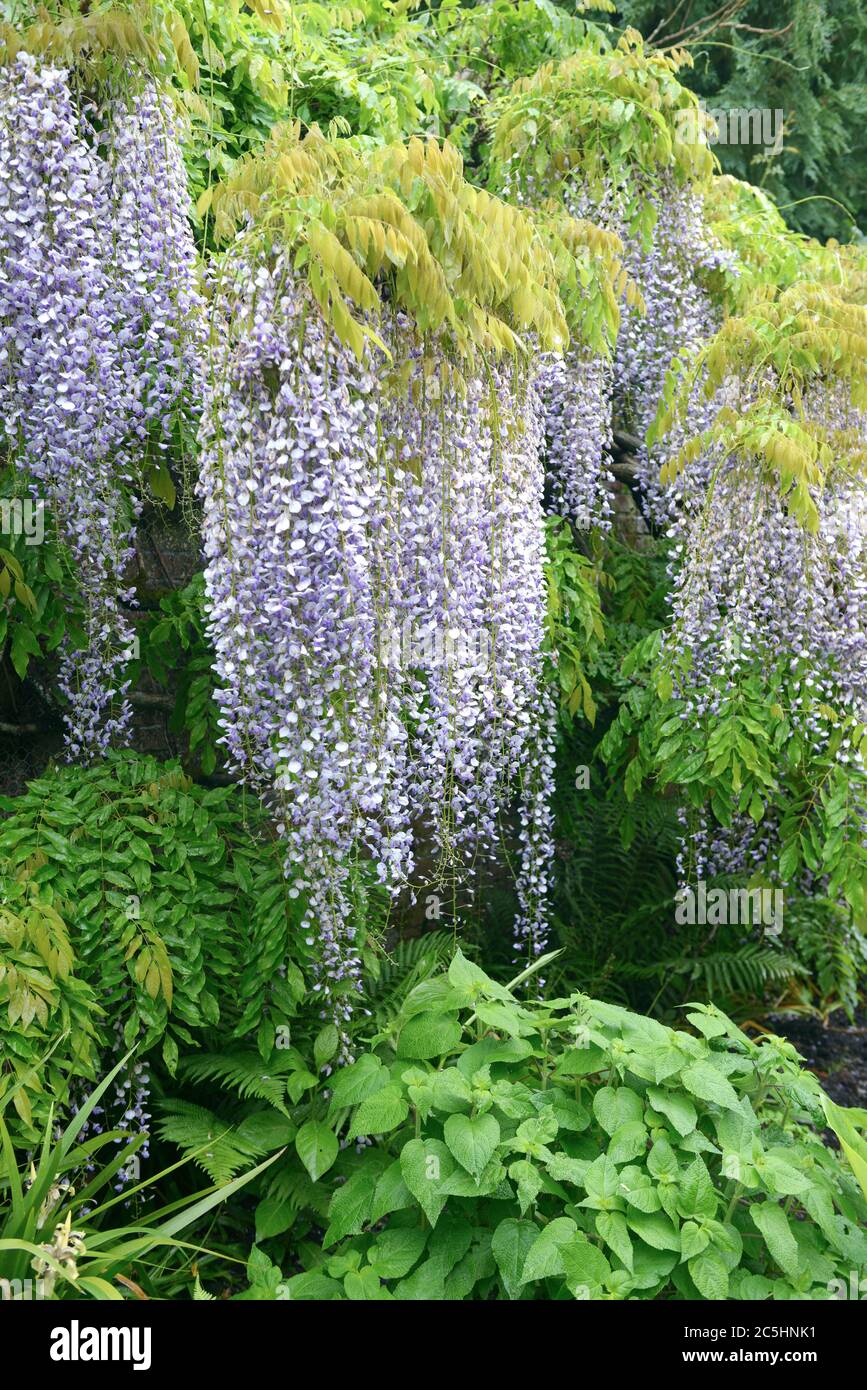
[509,1160,543,1215]
[393,1257,446,1301]
[625,1209,680,1252]
[677,1157,717,1221]
[255,1194,295,1242]
[646,1087,697,1137]
[593,1086,644,1135]
[595,1211,633,1270]
[679,1220,710,1261]
[396,1011,462,1060]
[399,1138,455,1228]
[371,1160,414,1223]
[821,1096,867,1202]
[443,1113,500,1180]
[491,1217,539,1301]
[520,1217,577,1284]
[314,1024,339,1070]
[368,1228,428,1280]
[750,1201,799,1279]
[448,949,510,999]
[323,1168,378,1248]
[561,1235,612,1297]
[327,1055,387,1113]
[344,1268,392,1300]
[582,1153,621,1205]
[347,1083,409,1141]
[294,1120,338,1183]
[680,1062,740,1111]
[608,1120,648,1164]
[689,1247,729,1300]
[428,1067,473,1114]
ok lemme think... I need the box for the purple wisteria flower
[0,55,202,759]
[200,247,556,1035]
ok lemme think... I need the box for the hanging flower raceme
[200,132,568,1035]
[200,258,556,1037]
[494,45,867,921]
[200,252,400,1047]
[536,347,615,529]
[104,79,204,456]
[491,34,725,531]
[0,54,135,758]
[0,54,202,759]
[608,175,733,528]
[651,281,867,903]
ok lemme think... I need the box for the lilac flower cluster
[200,249,556,1032]
[0,55,201,759]
[664,380,867,882]
[498,165,618,533]
[602,176,733,528]
[200,255,403,1050]
[65,1046,151,1195]
[104,80,204,455]
[536,348,615,529]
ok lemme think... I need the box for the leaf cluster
[270,950,867,1301]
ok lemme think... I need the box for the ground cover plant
[0,0,865,1307]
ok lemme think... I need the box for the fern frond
[364,930,454,1030]
[179,1051,291,1110]
[156,1099,260,1185]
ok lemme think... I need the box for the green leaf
[677,1158,717,1221]
[280,1270,342,1300]
[323,1168,378,1248]
[554,1043,607,1076]
[679,1220,710,1261]
[396,1011,462,1060]
[509,1160,543,1215]
[760,1153,811,1197]
[595,1211,633,1270]
[162,1033,179,1077]
[646,1087,697,1136]
[821,1096,867,1202]
[561,1235,612,1297]
[489,1216,535,1295]
[750,1201,799,1279]
[593,1086,644,1135]
[371,1159,414,1223]
[448,948,509,999]
[314,1024,339,1070]
[520,1217,577,1284]
[327,1054,387,1112]
[255,1194,295,1242]
[428,1216,474,1277]
[368,1228,428,1280]
[427,1067,473,1114]
[147,463,177,509]
[582,1153,621,1205]
[680,1062,741,1111]
[348,1083,409,1140]
[344,1267,392,1300]
[439,1155,506,1199]
[689,1247,729,1300]
[686,1011,728,1039]
[10,624,41,678]
[393,1257,445,1301]
[399,1138,455,1228]
[625,1209,680,1252]
[608,1120,648,1164]
[294,1119,338,1183]
[443,1112,500,1181]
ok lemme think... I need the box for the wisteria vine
[200,240,555,1042]
[0,53,201,759]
